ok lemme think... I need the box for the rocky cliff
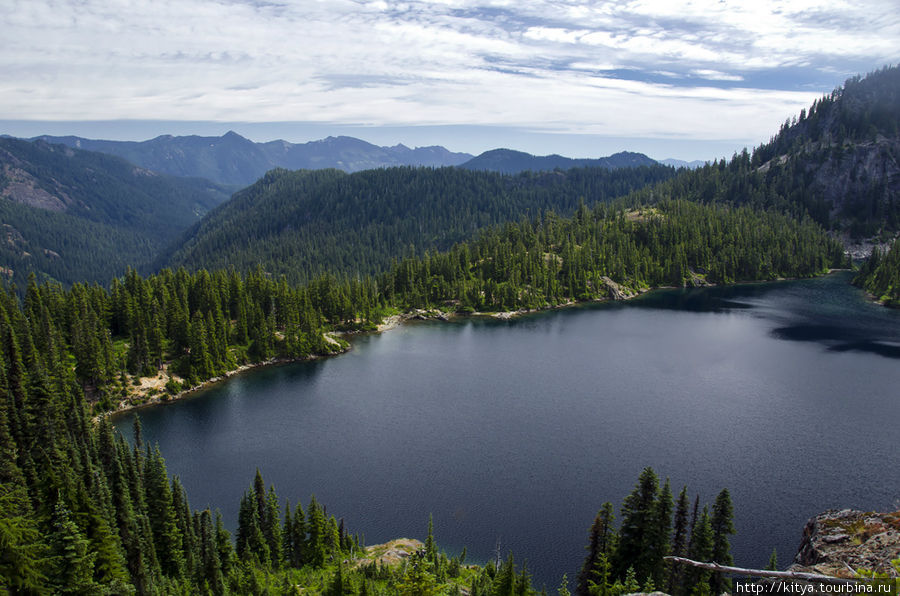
[790,509,900,578]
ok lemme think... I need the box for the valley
[0,64,898,595]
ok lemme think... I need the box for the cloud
[0,0,896,147]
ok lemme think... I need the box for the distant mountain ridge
[26,131,669,185]
[29,131,475,186]
[658,158,707,169]
[459,148,658,174]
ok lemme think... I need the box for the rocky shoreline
[101,335,350,420]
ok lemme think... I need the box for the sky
[1,0,897,161]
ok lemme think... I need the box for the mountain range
[30,132,475,186]
[28,131,673,186]
[459,148,659,174]
[2,65,898,288]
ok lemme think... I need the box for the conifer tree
[668,486,691,595]
[306,495,328,567]
[766,549,778,571]
[577,502,616,596]
[263,485,283,568]
[614,467,659,582]
[144,446,185,579]
[425,513,438,565]
[709,489,736,594]
[48,499,99,594]
[647,479,673,587]
[685,507,713,595]
[0,484,46,593]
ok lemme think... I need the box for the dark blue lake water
[114,272,900,589]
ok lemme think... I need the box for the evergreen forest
[163,164,678,284]
[0,66,897,593]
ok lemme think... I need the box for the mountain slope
[31,132,474,186]
[460,148,658,174]
[628,66,900,237]
[163,164,677,283]
[0,137,230,286]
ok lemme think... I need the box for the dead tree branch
[664,556,858,586]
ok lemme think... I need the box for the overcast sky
[1,0,897,160]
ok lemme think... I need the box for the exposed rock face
[354,538,424,567]
[790,509,900,577]
[600,276,639,300]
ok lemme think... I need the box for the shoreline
[104,269,847,419]
[101,340,350,421]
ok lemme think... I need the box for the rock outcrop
[790,509,900,577]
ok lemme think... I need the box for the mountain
[30,132,474,186]
[749,65,900,235]
[628,66,900,238]
[163,164,678,283]
[658,158,707,169]
[0,136,230,286]
[459,148,658,174]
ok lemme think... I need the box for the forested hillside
[164,165,677,284]
[0,137,230,286]
[853,239,900,307]
[628,66,900,237]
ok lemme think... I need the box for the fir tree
[615,467,659,583]
[709,489,736,594]
[577,502,616,596]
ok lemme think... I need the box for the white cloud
[0,0,896,148]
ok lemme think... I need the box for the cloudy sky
[1,0,897,159]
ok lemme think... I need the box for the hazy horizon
[3,1,896,162]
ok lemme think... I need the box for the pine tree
[668,486,691,595]
[685,507,713,595]
[144,446,186,579]
[648,478,673,587]
[577,502,616,596]
[306,495,328,567]
[558,573,570,596]
[586,552,612,596]
[48,499,99,594]
[0,484,46,593]
[197,509,226,595]
[766,549,778,571]
[709,489,736,594]
[263,485,283,568]
[425,513,438,566]
[615,467,659,583]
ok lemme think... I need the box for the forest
[0,195,831,592]
[163,164,678,284]
[853,239,900,307]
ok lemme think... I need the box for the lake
[114,272,900,589]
